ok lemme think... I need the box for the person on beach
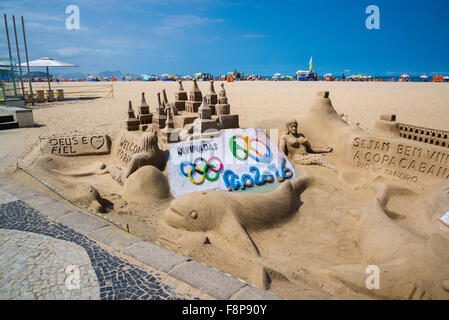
[280,119,337,172]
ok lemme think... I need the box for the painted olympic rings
[179,157,223,185]
[229,135,271,163]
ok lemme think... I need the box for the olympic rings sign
[179,156,223,185]
[229,135,271,163]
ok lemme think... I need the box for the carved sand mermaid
[280,119,337,172]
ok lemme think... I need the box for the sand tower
[137,92,152,130]
[206,80,218,115]
[185,79,203,113]
[215,83,230,116]
[174,80,187,111]
[162,89,169,107]
[215,83,239,129]
[161,108,180,143]
[193,96,218,134]
[153,92,167,129]
[126,101,139,131]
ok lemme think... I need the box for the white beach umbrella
[20,57,77,90]
[443,76,449,80]
[400,74,409,78]
[420,75,428,79]
[324,73,334,77]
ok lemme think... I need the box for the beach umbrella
[444,76,449,79]
[400,74,409,78]
[20,57,77,90]
[324,73,333,77]
[420,75,428,79]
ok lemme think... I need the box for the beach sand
[2,81,449,299]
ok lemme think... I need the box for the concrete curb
[0,175,285,300]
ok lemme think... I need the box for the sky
[0,0,448,76]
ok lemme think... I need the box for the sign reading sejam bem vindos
[167,128,296,197]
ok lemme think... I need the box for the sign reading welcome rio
[167,128,296,197]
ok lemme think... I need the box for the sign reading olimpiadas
[167,128,296,197]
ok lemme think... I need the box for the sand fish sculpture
[74,185,111,213]
[164,172,312,258]
[326,183,449,300]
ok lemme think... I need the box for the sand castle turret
[373,114,400,137]
[174,80,187,111]
[193,96,218,134]
[185,79,203,113]
[206,80,218,115]
[215,83,230,116]
[153,92,167,129]
[137,92,152,129]
[215,83,239,130]
[310,91,346,125]
[161,108,180,143]
[162,89,169,107]
[126,101,140,131]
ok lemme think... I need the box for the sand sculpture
[20,86,449,299]
[164,173,311,258]
[125,101,140,131]
[109,132,168,185]
[174,80,187,111]
[215,83,230,116]
[185,79,203,113]
[120,83,239,145]
[280,119,337,172]
[83,185,110,213]
[348,114,449,184]
[206,80,218,115]
[122,165,171,203]
[192,97,219,135]
[326,183,449,299]
[153,92,167,129]
[40,134,111,156]
[161,108,180,144]
[137,92,152,131]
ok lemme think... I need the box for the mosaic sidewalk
[0,175,284,300]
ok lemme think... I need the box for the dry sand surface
[2,81,449,300]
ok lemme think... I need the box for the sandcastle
[174,80,187,111]
[123,82,239,142]
[137,92,152,131]
[125,101,139,131]
[152,92,167,129]
[185,79,203,113]
[24,87,449,300]
[205,80,218,115]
